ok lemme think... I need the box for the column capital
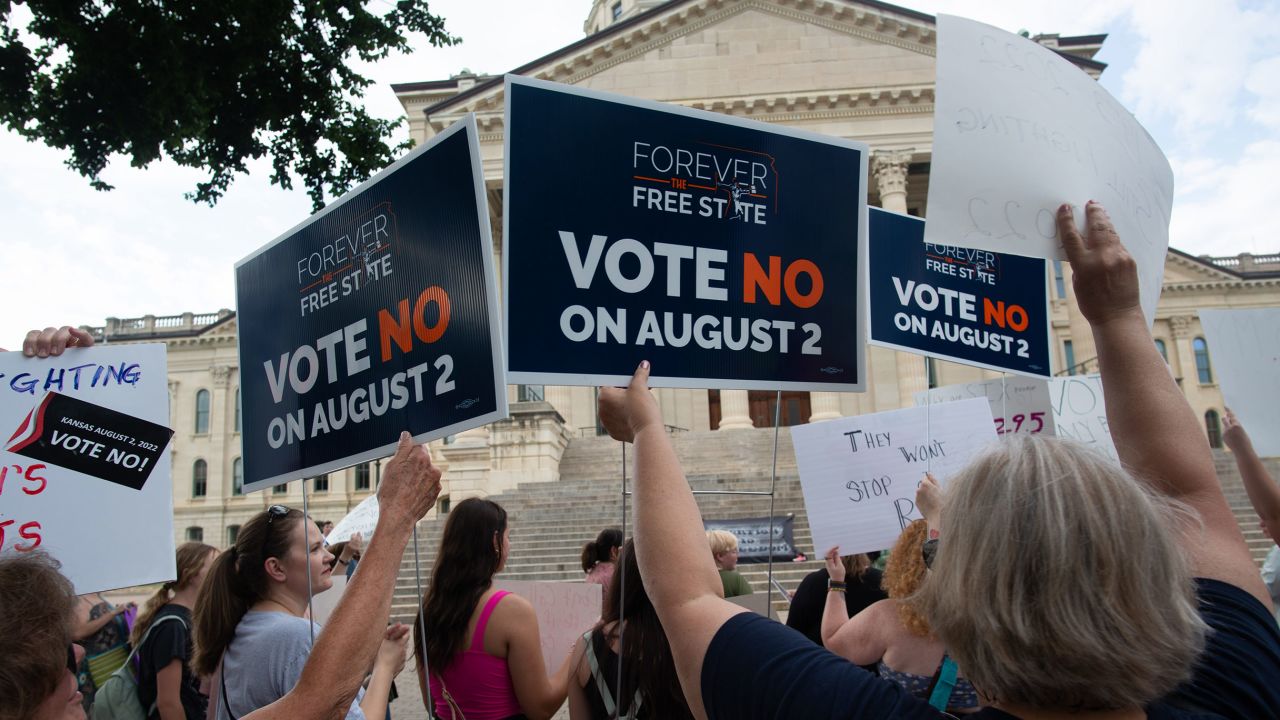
[872,150,912,213]
[210,364,233,389]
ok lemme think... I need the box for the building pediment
[403,0,941,137]
[1165,248,1249,285]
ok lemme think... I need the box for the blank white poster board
[791,398,997,556]
[1199,308,1280,457]
[927,14,1173,325]
[496,580,602,670]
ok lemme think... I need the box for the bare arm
[503,595,572,720]
[824,600,892,666]
[244,432,441,720]
[566,635,592,720]
[598,362,745,720]
[154,660,186,720]
[819,547,849,645]
[73,601,125,641]
[359,624,408,720]
[1059,202,1268,605]
[1223,409,1280,534]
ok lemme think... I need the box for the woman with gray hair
[597,202,1280,719]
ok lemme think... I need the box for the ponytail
[129,582,174,647]
[192,507,304,676]
[581,527,623,573]
[192,547,252,675]
[132,541,216,647]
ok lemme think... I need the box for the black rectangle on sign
[7,392,173,491]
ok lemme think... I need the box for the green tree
[0,1,457,209]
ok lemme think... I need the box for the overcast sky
[1,0,1274,343]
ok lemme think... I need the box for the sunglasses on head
[266,504,289,526]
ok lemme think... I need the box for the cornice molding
[433,85,933,134]
[423,0,935,124]
[1162,279,1280,292]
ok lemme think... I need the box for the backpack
[92,614,187,720]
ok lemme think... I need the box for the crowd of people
[4,202,1280,720]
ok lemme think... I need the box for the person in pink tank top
[415,499,580,720]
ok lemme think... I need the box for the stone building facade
[90,0,1280,548]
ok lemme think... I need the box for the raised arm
[598,362,745,720]
[1223,409,1280,535]
[1059,202,1268,605]
[244,432,442,720]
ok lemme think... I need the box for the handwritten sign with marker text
[791,398,997,556]
[0,345,175,593]
[505,75,868,391]
[1048,374,1118,462]
[927,14,1173,325]
[916,377,1056,437]
[235,116,506,492]
[1198,308,1280,457]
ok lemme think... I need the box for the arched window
[1154,339,1168,362]
[1205,410,1223,449]
[1193,337,1213,384]
[195,389,210,433]
[232,457,243,496]
[234,388,242,433]
[192,459,207,497]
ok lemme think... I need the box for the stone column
[873,150,929,406]
[1169,315,1195,385]
[809,392,843,422]
[718,390,754,430]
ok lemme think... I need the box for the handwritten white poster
[325,494,379,546]
[927,14,1173,325]
[916,377,1055,437]
[496,580,602,670]
[0,345,175,593]
[1048,374,1119,462]
[1199,308,1280,457]
[791,398,997,556]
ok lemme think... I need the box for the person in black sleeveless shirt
[567,539,692,720]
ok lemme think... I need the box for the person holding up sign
[193,504,406,720]
[1221,409,1280,622]
[820,521,978,714]
[596,202,1280,720]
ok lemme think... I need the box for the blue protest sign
[234,117,506,492]
[868,207,1051,377]
[503,76,867,391]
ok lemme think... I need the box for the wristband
[827,579,847,592]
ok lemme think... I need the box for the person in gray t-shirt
[192,505,408,720]
[216,611,367,720]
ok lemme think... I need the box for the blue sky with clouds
[1,0,1274,343]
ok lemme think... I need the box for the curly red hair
[882,519,932,637]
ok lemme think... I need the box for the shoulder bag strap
[925,653,959,712]
[220,656,239,720]
[133,614,187,717]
